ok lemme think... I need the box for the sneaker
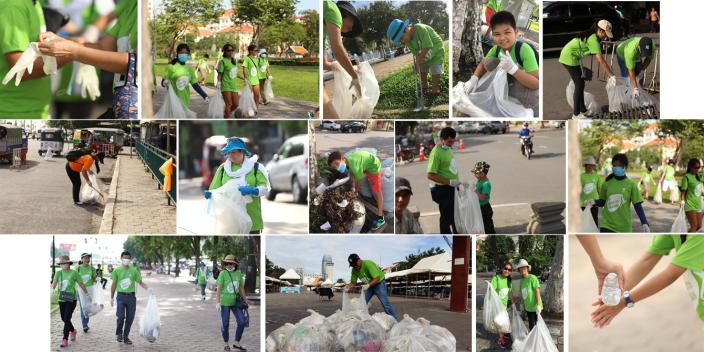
[83,327,89,333]
[116,334,123,342]
[124,338,133,345]
[69,331,76,341]
[74,201,85,206]
[60,339,69,348]
[498,336,507,348]
[371,218,385,230]
[571,113,587,119]
[232,344,247,351]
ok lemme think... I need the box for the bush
[267,58,318,66]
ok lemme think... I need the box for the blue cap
[387,19,410,45]
[221,137,251,157]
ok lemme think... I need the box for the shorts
[366,172,382,194]
[662,180,677,192]
[420,64,443,75]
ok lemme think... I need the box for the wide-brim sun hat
[515,259,531,271]
[58,255,73,265]
[221,137,252,157]
[337,1,362,38]
[387,18,410,45]
[583,156,597,166]
[223,254,238,264]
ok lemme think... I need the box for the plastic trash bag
[418,323,456,351]
[44,147,53,160]
[510,303,529,349]
[282,324,332,352]
[154,85,197,119]
[208,178,253,234]
[454,183,485,234]
[234,83,257,118]
[208,88,226,118]
[517,314,558,352]
[79,174,101,204]
[76,285,102,317]
[382,334,441,352]
[483,281,510,333]
[266,323,295,352]
[324,309,349,332]
[2,42,57,86]
[654,182,663,204]
[671,186,681,203]
[388,315,425,338]
[139,294,161,343]
[580,207,599,233]
[452,68,533,118]
[206,274,217,291]
[671,204,689,233]
[342,290,370,318]
[606,76,658,112]
[331,61,354,118]
[263,78,275,101]
[330,61,379,118]
[566,80,599,115]
[91,283,105,308]
[298,309,326,326]
[371,312,396,331]
[334,318,385,352]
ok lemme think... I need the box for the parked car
[341,121,366,133]
[542,1,625,49]
[489,122,509,134]
[266,134,308,204]
[321,120,341,131]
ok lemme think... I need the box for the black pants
[100,278,108,289]
[431,185,456,234]
[581,206,599,226]
[481,203,496,234]
[65,163,81,203]
[600,227,616,233]
[526,311,538,330]
[564,64,586,116]
[59,300,77,340]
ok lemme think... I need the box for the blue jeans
[80,300,89,329]
[115,293,136,339]
[220,305,246,343]
[617,56,644,86]
[364,281,398,321]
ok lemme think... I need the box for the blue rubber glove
[238,186,259,196]
[203,190,212,199]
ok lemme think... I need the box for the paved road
[543,33,660,120]
[178,177,308,235]
[396,128,566,234]
[314,129,395,161]
[50,273,261,351]
[0,139,115,234]
[266,291,471,351]
[569,235,703,351]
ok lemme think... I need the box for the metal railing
[134,140,177,205]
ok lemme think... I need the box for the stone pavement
[50,273,261,352]
[104,149,176,234]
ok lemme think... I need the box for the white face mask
[61,264,70,270]
[226,266,235,272]
[121,259,132,266]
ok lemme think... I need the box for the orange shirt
[68,155,94,172]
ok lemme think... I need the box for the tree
[396,247,445,271]
[266,258,286,278]
[478,236,515,273]
[399,1,449,38]
[300,9,319,56]
[259,20,306,52]
[151,0,224,60]
[232,0,298,44]
[579,120,647,165]
[453,0,483,75]
[356,2,403,50]
[658,120,704,167]
[542,236,564,315]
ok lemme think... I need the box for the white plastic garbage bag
[331,61,354,118]
[2,42,57,86]
[208,179,253,234]
[388,315,425,338]
[331,61,379,118]
[298,309,326,326]
[566,80,599,115]
[580,207,599,233]
[282,324,332,352]
[382,334,441,352]
[510,303,529,349]
[324,309,349,332]
[154,85,197,119]
[452,68,533,118]
[671,204,689,233]
[208,88,226,118]
[44,147,53,160]
[671,186,681,203]
[263,78,275,101]
[371,312,396,331]
[234,83,257,118]
[483,281,510,333]
[266,323,295,352]
[517,314,558,352]
[418,323,456,351]
[334,318,385,352]
[76,285,103,317]
[606,76,658,113]
[79,174,101,204]
[454,183,485,234]
[91,283,105,308]
[139,294,161,343]
[206,274,217,291]
[654,182,663,204]
[342,290,369,317]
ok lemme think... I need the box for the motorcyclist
[518,123,533,156]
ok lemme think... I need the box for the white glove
[641,224,650,233]
[110,298,115,307]
[498,50,519,75]
[449,180,462,188]
[362,284,370,291]
[268,75,273,80]
[2,43,56,86]
[584,199,596,207]
[632,87,640,98]
[204,96,210,103]
[349,78,362,98]
[464,75,479,94]
[537,305,543,315]
[73,63,101,101]
[215,81,221,89]
[82,25,100,43]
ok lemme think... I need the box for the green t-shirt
[0,0,50,118]
[346,150,382,180]
[476,179,492,206]
[111,265,142,293]
[559,34,601,67]
[680,173,703,212]
[641,171,653,185]
[580,172,603,206]
[196,267,208,285]
[323,0,342,51]
[490,274,511,307]
[407,24,445,67]
[664,165,676,182]
[487,0,502,11]
[164,63,197,108]
[217,58,238,93]
[216,269,244,307]
[599,177,643,233]
[520,274,541,312]
[647,235,704,324]
[486,40,539,73]
[616,37,656,70]
[209,162,268,231]
[54,269,80,302]
[106,0,137,88]
[350,259,385,284]
[242,56,260,86]
[427,146,458,184]
[77,264,96,287]
[256,57,269,80]
[197,59,209,71]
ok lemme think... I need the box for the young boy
[581,156,603,225]
[473,161,495,234]
[386,18,445,95]
[516,259,543,330]
[328,150,385,230]
[464,11,539,111]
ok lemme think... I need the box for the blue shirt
[519,128,531,137]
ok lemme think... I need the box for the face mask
[177,53,189,63]
[226,266,235,272]
[121,259,132,266]
[61,264,70,270]
[338,162,346,173]
[441,144,449,150]
[613,166,626,177]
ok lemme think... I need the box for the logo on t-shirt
[227,280,239,294]
[229,68,237,79]
[119,278,132,290]
[250,67,257,77]
[583,183,595,194]
[449,158,458,175]
[60,280,70,291]
[695,183,703,197]
[521,287,528,298]
[82,274,90,283]
[499,287,509,300]
[176,76,189,90]
[606,194,624,212]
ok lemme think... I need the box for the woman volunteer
[65,149,104,205]
[595,153,650,233]
[216,255,249,352]
[161,43,209,110]
[489,262,514,348]
[217,43,240,117]
[51,255,90,348]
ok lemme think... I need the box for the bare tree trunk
[568,120,582,233]
[141,0,154,116]
[309,121,317,201]
[542,236,564,315]
[453,0,484,74]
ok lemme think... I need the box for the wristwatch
[624,291,635,308]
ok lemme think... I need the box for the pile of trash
[266,290,456,352]
[606,76,658,113]
[331,61,380,119]
[452,68,533,118]
[310,181,364,234]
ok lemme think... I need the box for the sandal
[224,346,231,351]
[232,345,247,351]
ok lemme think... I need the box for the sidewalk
[101,151,176,234]
[50,273,261,351]
[418,204,533,234]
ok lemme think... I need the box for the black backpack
[492,40,539,68]
[66,149,89,162]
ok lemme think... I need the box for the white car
[321,120,341,131]
[266,134,308,204]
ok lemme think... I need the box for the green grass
[153,58,318,103]
[598,173,681,203]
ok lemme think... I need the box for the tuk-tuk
[0,124,23,163]
[87,128,125,157]
[72,129,93,147]
[39,128,65,156]
[201,136,253,189]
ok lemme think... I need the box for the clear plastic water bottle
[601,273,621,306]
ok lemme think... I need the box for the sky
[266,236,451,282]
[51,235,129,264]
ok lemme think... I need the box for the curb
[99,157,121,234]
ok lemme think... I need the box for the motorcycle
[520,135,533,160]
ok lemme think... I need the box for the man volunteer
[77,253,97,333]
[110,250,150,345]
[616,36,655,96]
[346,253,398,321]
[427,127,460,234]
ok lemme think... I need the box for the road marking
[420,202,529,217]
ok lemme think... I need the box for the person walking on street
[680,158,703,232]
[659,159,679,205]
[242,44,262,112]
[197,53,211,85]
[217,44,240,117]
[490,262,514,348]
[516,259,542,330]
[195,261,209,301]
[595,153,650,233]
[216,255,249,352]
[346,254,398,321]
[97,264,108,289]
[51,256,89,348]
[638,166,654,201]
[110,251,149,345]
[257,50,272,105]
[77,253,97,333]
[427,127,460,234]
[650,8,660,33]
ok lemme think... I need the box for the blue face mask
[338,162,346,173]
[613,166,626,177]
[177,53,189,63]
[440,144,449,150]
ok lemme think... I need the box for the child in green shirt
[256,51,272,105]
[516,259,542,330]
[386,19,445,95]
[680,158,703,232]
[196,53,211,86]
[161,43,209,109]
[638,166,654,200]
[242,44,262,113]
[490,262,514,348]
[473,161,495,234]
[581,156,603,225]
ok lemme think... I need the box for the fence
[135,140,176,205]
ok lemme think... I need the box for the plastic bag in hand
[234,83,257,118]
[2,42,57,86]
[653,182,663,204]
[580,207,599,233]
[454,183,485,234]
[331,61,354,118]
[348,61,380,119]
[510,303,529,349]
[139,294,161,343]
[208,178,253,234]
[208,88,226,118]
[79,174,101,204]
[282,324,332,352]
[671,204,688,233]
[342,289,369,318]
[483,281,510,333]
[516,315,558,352]
[76,285,103,316]
[266,323,295,352]
[153,85,197,119]
[334,318,385,352]
[606,76,658,112]
[206,274,217,291]
[566,80,599,115]
[72,62,101,101]
[90,283,105,308]
[671,186,681,203]
[452,68,533,118]
[263,78,275,101]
